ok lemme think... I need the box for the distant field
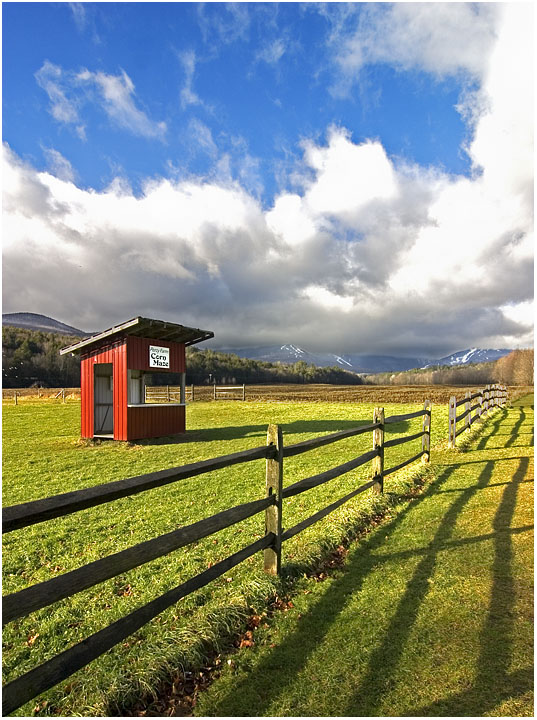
[2,383,531,404]
[3,397,448,716]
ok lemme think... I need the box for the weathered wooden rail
[213,383,246,400]
[448,383,508,448]
[144,384,193,403]
[144,384,246,402]
[2,403,431,714]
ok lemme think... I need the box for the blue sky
[4,3,470,200]
[2,2,534,356]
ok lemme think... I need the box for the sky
[2,1,534,358]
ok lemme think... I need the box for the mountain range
[2,312,88,337]
[2,313,512,374]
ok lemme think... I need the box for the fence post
[372,407,384,493]
[62,389,66,404]
[422,400,431,462]
[477,392,483,421]
[191,384,195,402]
[448,396,456,448]
[14,391,18,406]
[213,383,217,400]
[242,383,246,401]
[264,424,283,575]
[465,390,471,430]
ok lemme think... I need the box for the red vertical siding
[127,405,185,440]
[113,341,128,441]
[80,356,94,438]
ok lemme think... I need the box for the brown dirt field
[4,384,530,404]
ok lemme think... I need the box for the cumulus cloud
[3,4,533,356]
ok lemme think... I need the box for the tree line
[366,349,533,386]
[2,327,81,388]
[3,326,532,389]
[1,327,363,388]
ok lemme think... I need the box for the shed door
[94,363,113,435]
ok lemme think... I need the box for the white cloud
[256,38,287,66]
[78,69,167,139]
[188,118,218,157]
[35,61,86,139]
[325,2,499,95]
[42,148,76,183]
[35,61,166,140]
[69,2,87,32]
[4,5,533,356]
[178,50,203,110]
[197,3,251,48]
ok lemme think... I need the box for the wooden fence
[213,383,246,400]
[4,388,70,404]
[144,385,194,403]
[2,402,431,714]
[144,384,245,402]
[448,383,508,448]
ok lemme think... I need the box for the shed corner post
[264,424,283,575]
[448,396,456,449]
[372,407,385,494]
[422,400,431,463]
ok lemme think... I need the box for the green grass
[194,395,534,717]
[2,397,447,716]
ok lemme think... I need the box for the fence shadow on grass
[135,419,410,447]
[203,462,458,717]
[408,456,532,717]
[341,458,498,716]
[475,409,508,450]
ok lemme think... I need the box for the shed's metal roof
[59,317,214,355]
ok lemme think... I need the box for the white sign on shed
[149,345,170,368]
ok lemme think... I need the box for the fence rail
[213,384,246,400]
[2,402,431,714]
[448,383,508,448]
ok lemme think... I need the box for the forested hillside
[2,327,81,388]
[1,327,363,388]
[366,349,533,386]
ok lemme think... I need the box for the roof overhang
[59,317,214,355]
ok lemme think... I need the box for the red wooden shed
[60,317,213,441]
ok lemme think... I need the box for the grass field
[194,394,534,717]
[1,389,527,716]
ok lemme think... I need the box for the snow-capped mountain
[423,348,512,368]
[217,344,513,373]
[2,313,513,374]
[216,344,427,373]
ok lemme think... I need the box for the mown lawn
[3,397,446,716]
[195,395,534,717]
